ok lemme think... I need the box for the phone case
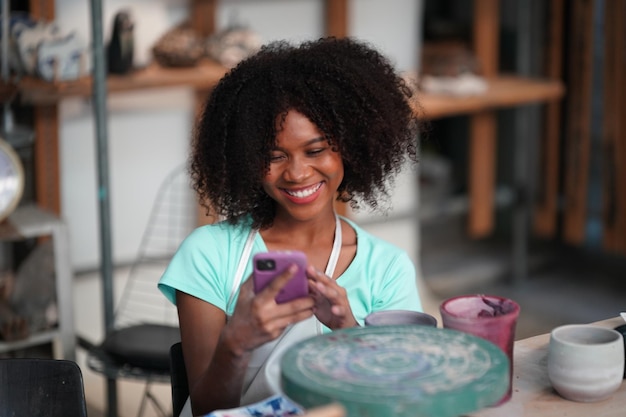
[253,250,308,304]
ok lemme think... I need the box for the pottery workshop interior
[0,1,624,417]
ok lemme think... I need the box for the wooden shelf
[413,75,565,120]
[10,59,228,104]
[10,0,565,243]
[10,65,563,123]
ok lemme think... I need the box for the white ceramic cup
[364,310,437,327]
[548,324,624,402]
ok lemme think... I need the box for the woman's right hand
[223,264,315,355]
[177,263,315,415]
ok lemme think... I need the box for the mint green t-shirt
[158,216,422,326]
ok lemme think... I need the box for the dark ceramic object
[364,310,437,327]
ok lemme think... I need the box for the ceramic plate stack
[280,325,508,417]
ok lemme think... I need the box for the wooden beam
[325,0,349,216]
[16,61,228,104]
[534,0,565,238]
[562,0,594,245]
[29,0,55,21]
[413,76,564,120]
[191,0,217,37]
[615,1,626,253]
[602,0,626,253]
[325,0,348,38]
[33,105,60,215]
[468,112,497,237]
[30,1,60,215]
[473,0,499,78]
[467,0,499,237]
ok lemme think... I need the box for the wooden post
[473,0,499,78]
[325,0,348,38]
[468,0,499,237]
[562,0,593,245]
[29,0,55,21]
[33,105,61,215]
[602,0,626,253]
[29,0,60,216]
[469,112,497,236]
[191,0,217,38]
[325,0,350,216]
[533,0,564,238]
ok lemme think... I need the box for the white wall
[55,0,423,271]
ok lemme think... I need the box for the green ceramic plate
[280,325,508,417]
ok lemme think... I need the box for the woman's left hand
[306,265,359,329]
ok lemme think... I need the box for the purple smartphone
[253,250,308,304]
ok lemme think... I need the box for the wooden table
[472,317,626,417]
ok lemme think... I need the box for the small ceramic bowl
[548,324,624,402]
[364,310,437,327]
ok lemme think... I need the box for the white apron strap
[325,214,342,277]
[226,227,258,311]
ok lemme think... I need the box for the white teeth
[286,183,321,198]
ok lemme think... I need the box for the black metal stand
[88,0,117,416]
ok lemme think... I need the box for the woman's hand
[307,266,358,329]
[224,264,315,355]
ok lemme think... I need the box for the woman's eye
[307,148,325,156]
[269,153,284,162]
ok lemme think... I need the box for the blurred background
[0,0,624,416]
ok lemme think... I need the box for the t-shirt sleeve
[158,226,231,312]
[374,250,423,313]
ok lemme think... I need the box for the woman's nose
[283,157,310,182]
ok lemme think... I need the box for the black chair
[0,358,88,417]
[167,345,347,417]
[169,342,189,417]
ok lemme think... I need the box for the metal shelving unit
[0,204,75,361]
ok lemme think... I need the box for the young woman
[159,36,423,417]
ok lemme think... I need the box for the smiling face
[262,109,344,222]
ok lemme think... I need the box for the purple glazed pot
[440,294,520,405]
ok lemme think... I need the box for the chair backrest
[114,164,198,330]
[0,358,88,417]
[169,341,189,417]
